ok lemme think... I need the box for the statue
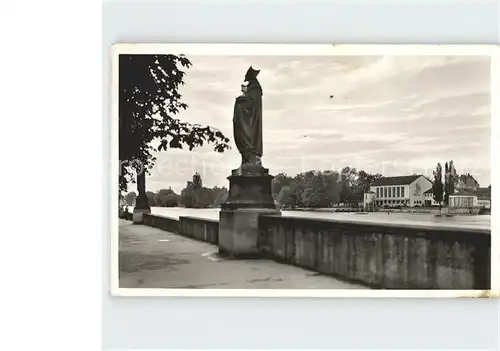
[233,66,263,169]
[219,66,280,258]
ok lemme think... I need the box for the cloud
[128,54,491,194]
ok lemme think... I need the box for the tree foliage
[154,188,180,207]
[211,186,229,207]
[124,191,137,206]
[119,54,230,193]
[271,168,382,209]
[432,163,444,206]
[146,191,156,206]
[179,174,228,208]
[180,182,195,208]
[444,160,458,205]
[276,186,296,208]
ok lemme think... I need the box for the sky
[134,54,491,194]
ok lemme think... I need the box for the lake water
[130,206,491,230]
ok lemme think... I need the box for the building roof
[473,187,491,199]
[458,173,479,186]
[450,189,477,197]
[366,191,375,194]
[371,175,422,186]
[423,188,433,194]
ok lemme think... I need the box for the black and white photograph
[113,44,494,295]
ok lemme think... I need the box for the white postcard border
[110,44,499,298]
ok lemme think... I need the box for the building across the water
[449,190,478,208]
[456,173,480,191]
[423,188,440,207]
[364,175,433,208]
[474,186,491,209]
[448,189,480,214]
[363,171,491,213]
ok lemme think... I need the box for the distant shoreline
[126,205,489,216]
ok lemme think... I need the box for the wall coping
[143,213,489,235]
[143,213,179,221]
[179,216,220,224]
[260,214,490,235]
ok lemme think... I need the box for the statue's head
[240,82,248,94]
[245,66,260,81]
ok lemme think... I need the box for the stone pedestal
[219,165,281,258]
[133,193,151,224]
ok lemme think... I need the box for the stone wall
[140,214,219,245]
[143,213,179,233]
[136,213,490,289]
[258,215,490,290]
[178,216,219,244]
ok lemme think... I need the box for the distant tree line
[124,168,382,209]
[124,162,486,210]
[123,188,181,207]
[122,174,229,209]
[271,167,382,208]
[179,173,229,208]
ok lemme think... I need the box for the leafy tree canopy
[432,163,444,206]
[271,168,382,208]
[119,54,230,193]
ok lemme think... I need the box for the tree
[124,192,137,206]
[272,173,293,200]
[301,187,322,208]
[339,166,363,205]
[276,185,296,208]
[179,174,216,208]
[192,187,213,208]
[270,167,381,209]
[187,173,212,208]
[339,167,359,206]
[321,170,340,206]
[444,162,449,205]
[444,160,458,205]
[146,191,156,206]
[432,163,444,208]
[164,193,180,207]
[180,182,195,208]
[154,188,180,207]
[212,186,229,207]
[356,170,383,192]
[118,54,231,197]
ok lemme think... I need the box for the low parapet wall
[142,214,218,245]
[137,213,490,289]
[258,215,490,290]
[143,213,179,233]
[178,216,219,244]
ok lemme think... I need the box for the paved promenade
[119,219,364,289]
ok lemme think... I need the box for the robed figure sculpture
[219,66,279,258]
[233,66,263,168]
